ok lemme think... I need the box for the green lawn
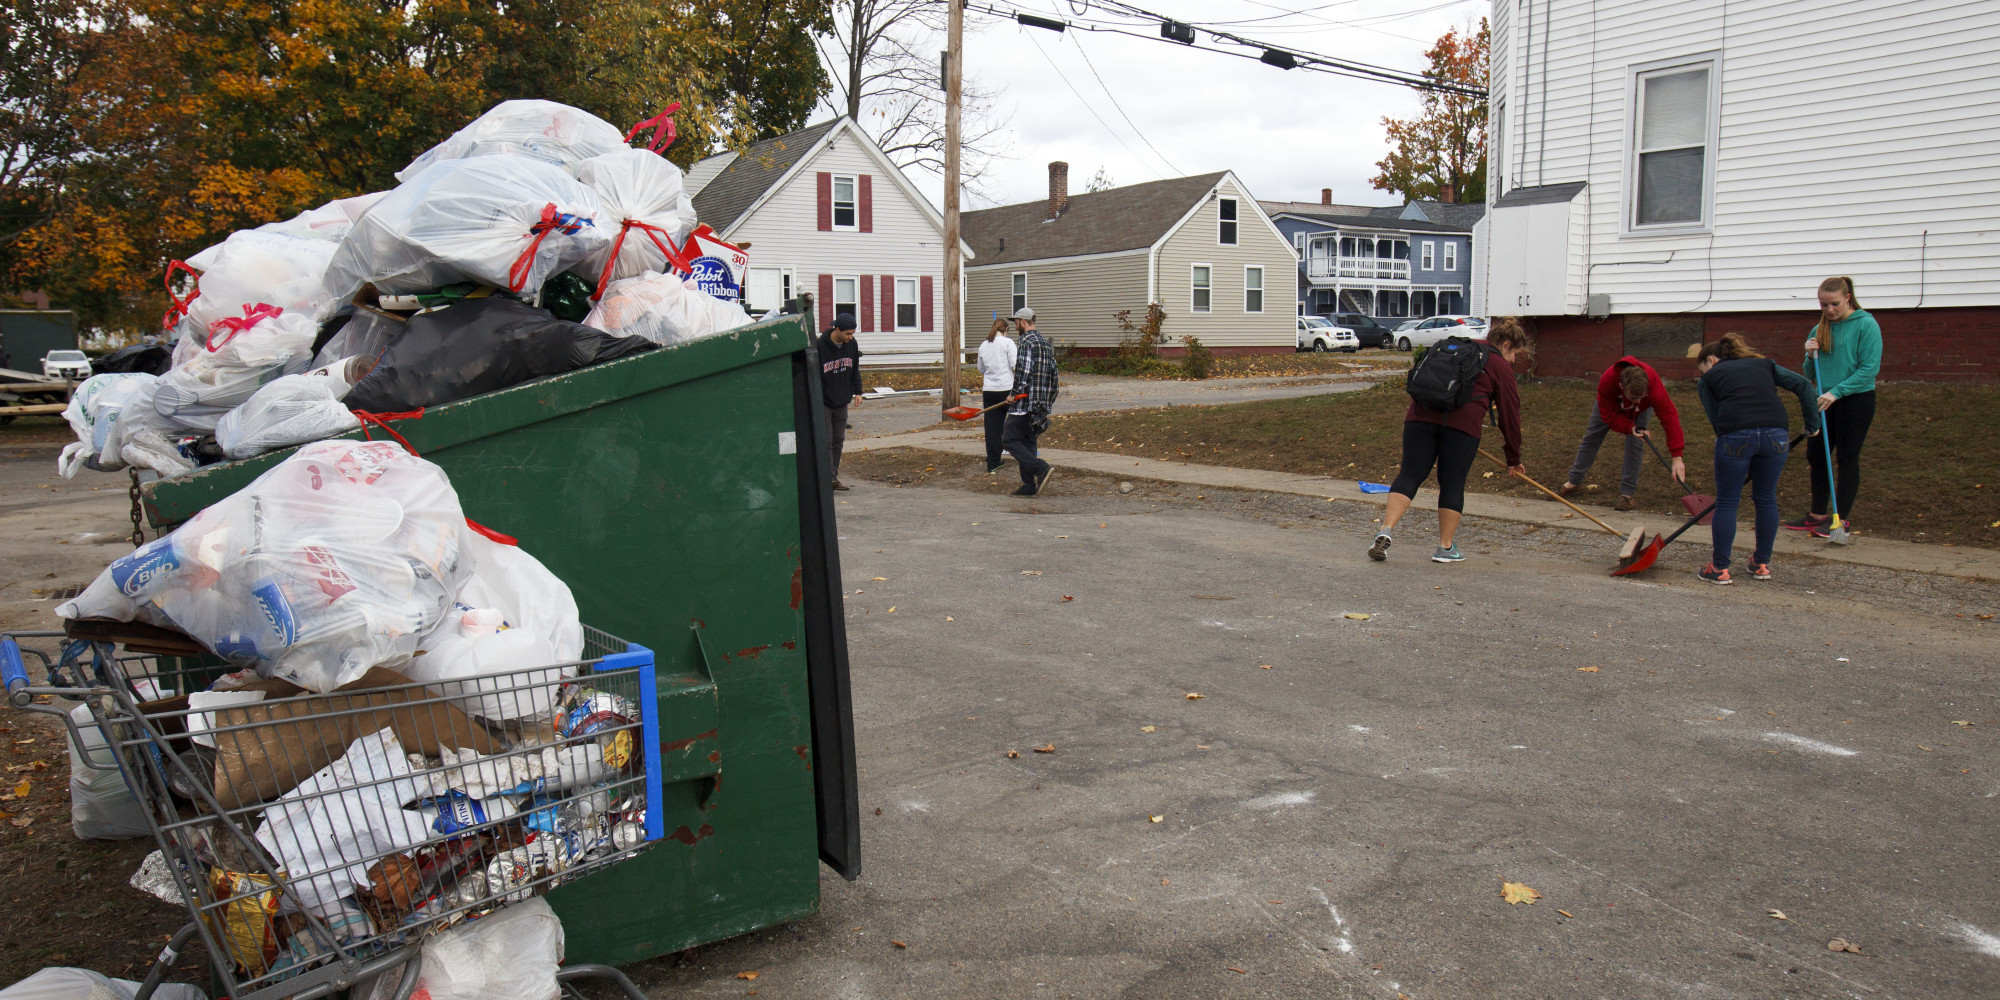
[1041,380,2000,547]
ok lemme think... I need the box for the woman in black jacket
[1692,333,1821,584]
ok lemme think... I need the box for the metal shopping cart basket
[3,626,663,1000]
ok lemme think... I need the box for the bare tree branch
[824,0,1010,196]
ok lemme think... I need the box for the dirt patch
[1,416,74,449]
[1035,380,1999,546]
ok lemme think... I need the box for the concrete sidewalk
[853,427,2000,582]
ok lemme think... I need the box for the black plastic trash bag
[344,296,654,413]
[92,343,173,375]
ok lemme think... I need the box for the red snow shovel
[1641,433,1714,525]
[944,393,1024,421]
[1615,433,1806,576]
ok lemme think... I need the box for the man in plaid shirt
[1002,307,1058,496]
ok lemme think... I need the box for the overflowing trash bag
[309,309,403,371]
[0,967,205,1000]
[572,148,696,294]
[166,231,340,357]
[257,192,389,244]
[584,270,752,348]
[56,373,192,478]
[324,155,612,302]
[366,897,564,1000]
[345,296,653,413]
[214,374,362,460]
[397,99,628,183]
[92,343,173,376]
[155,307,318,433]
[66,703,150,840]
[57,440,474,693]
[403,530,584,721]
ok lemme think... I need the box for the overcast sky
[829,0,1490,211]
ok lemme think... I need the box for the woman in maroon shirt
[1368,319,1533,564]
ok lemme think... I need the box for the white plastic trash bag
[403,531,583,721]
[309,310,402,370]
[571,148,695,291]
[324,155,611,302]
[584,271,752,348]
[215,374,361,459]
[0,967,205,1000]
[156,308,317,433]
[57,373,152,478]
[66,704,150,840]
[361,898,563,1000]
[57,440,474,692]
[397,99,627,182]
[257,191,389,244]
[167,230,339,354]
[254,728,436,919]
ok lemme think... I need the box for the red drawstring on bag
[205,303,284,352]
[351,407,519,546]
[624,103,682,153]
[508,203,587,292]
[162,260,201,331]
[592,219,692,300]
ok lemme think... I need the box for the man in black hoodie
[816,312,864,491]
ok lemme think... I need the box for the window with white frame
[1631,60,1715,229]
[1010,272,1026,313]
[1421,241,1435,270]
[895,277,918,329]
[1244,266,1263,313]
[831,175,858,229]
[1293,231,1305,255]
[1443,242,1457,270]
[833,276,858,324]
[1191,265,1212,313]
[1218,199,1238,245]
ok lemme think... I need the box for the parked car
[41,349,92,379]
[1296,316,1359,353]
[1330,312,1394,349]
[1395,315,1483,352]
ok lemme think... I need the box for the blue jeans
[1711,427,1790,569]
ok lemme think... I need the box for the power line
[1065,32,1185,175]
[1020,30,1169,180]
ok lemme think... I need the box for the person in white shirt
[976,317,1018,473]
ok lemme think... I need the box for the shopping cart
[3,626,664,1000]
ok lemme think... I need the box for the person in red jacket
[1557,357,1686,510]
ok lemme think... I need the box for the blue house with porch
[1259,196,1483,324]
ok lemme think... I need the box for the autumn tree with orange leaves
[1370,20,1488,205]
[2,0,831,334]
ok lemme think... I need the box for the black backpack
[1405,336,1489,412]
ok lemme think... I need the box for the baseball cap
[1012,307,1036,321]
[830,312,857,331]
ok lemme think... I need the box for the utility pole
[940,0,964,414]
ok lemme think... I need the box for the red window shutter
[880,275,895,330]
[817,273,834,327]
[858,174,873,233]
[920,275,935,332]
[816,172,832,231]
[859,274,875,332]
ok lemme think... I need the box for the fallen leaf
[1576,666,1599,673]
[1226,967,1247,974]
[1185,692,1205,700]
[1149,814,1163,823]
[1951,721,1973,727]
[1483,471,1493,478]
[1766,711,1777,716]
[891,940,907,949]
[1140,725,1156,733]
[1561,513,1575,519]
[1266,900,1283,904]
[9,815,30,827]
[735,971,760,980]
[1918,745,1933,751]
[1557,909,1574,918]
[870,577,887,581]
[874,807,882,815]
[1161,879,1171,885]
[885,606,896,613]
[945,616,954,621]
[1827,938,1861,953]
[1979,614,1995,620]
[1768,909,1787,920]
[1195,744,1212,750]
[1034,744,1055,753]
[12,739,34,745]
[1060,595,1074,602]
[1005,750,1019,758]
[1501,882,1541,905]
[1099,523,1107,527]
[1020,570,1043,576]
[966,716,979,720]
[1343,612,1370,620]
[9,778,26,798]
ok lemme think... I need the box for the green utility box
[141,314,859,966]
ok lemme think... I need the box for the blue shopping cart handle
[2,637,28,707]
[1358,481,1391,494]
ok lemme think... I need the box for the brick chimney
[1048,161,1069,220]
[1439,183,1456,204]
[1321,188,1332,205]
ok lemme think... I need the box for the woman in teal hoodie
[1786,276,1882,537]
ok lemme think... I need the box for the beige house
[963,164,1296,353]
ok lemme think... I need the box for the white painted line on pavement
[1956,922,2000,958]
[1762,732,1860,756]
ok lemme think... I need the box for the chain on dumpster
[128,467,146,547]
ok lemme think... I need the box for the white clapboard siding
[1489,0,2000,315]
[718,122,955,363]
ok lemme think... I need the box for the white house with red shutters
[685,116,972,364]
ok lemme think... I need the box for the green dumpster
[141,313,860,965]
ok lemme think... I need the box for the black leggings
[1805,390,1875,519]
[983,390,1011,468]
[1391,421,1480,513]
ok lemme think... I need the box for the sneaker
[1431,544,1465,563]
[1748,561,1772,580]
[832,479,850,492]
[1035,467,1054,494]
[1783,512,1829,532]
[986,465,1003,475]
[1367,533,1392,562]
[1698,562,1733,585]
[1615,494,1637,512]
[1809,520,1850,539]
[1011,484,1038,497]
[1557,482,1582,498]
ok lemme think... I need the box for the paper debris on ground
[1827,938,1862,953]
[1344,613,1371,620]
[131,850,185,905]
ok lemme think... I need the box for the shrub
[1179,335,1214,379]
